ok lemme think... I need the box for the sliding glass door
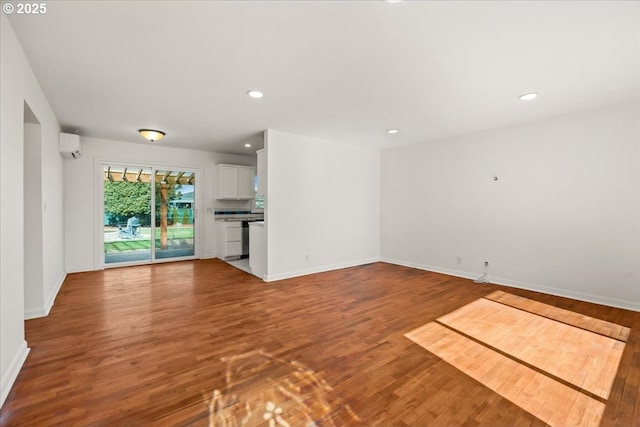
[103,165,152,264]
[102,164,196,265]
[154,169,195,259]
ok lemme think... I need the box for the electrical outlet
[456,256,462,264]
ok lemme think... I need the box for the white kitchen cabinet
[238,167,256,199]
[218,165,238,199]
[216,164,255,200]
[256,149,266,197]
[216,221,242,259]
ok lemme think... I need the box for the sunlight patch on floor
[406,291,629,427]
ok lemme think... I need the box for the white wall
[64,136,256,272]
[265,129,380,280]
[1,14,64,407]
[23,121,44,317]
[381,102,640,311]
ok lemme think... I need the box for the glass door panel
[154,169,195,259]
[103,165,152,264]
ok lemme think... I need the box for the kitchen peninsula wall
[264,129,380,281]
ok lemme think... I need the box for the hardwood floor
[1,260,638,426]
[406,293,629,426]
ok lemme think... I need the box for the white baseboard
[489,275,640,313]
[24,307,45,320]
[44,272,66,315]
[0,340,30,408]
[24,272,67,320]
[265,257,380,282]
[382,258,478,281]
[382,257,640,312]
[65,265,95,274]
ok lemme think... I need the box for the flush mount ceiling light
[244,143,252,148]
[138,129,165,142]
[519,93,538,101]
[387,129,399,134]
[385,0,402,3]
[247,90,264,98]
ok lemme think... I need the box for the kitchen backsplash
[214,209,264,220]
[215,210,253,215]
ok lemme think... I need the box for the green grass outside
[104,226,194,253]
[152,226,193,239]
[105,240,152,252]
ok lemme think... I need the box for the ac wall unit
[59,132,81,159]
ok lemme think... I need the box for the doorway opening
[23,102,44,318]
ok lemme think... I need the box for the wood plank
[437,297,625,399]
[0,261,638,426]
[101,170,195,185]
[406,322,606,427]
[486,290,631,341]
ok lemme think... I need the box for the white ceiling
[7,1,639,155]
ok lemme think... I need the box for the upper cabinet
[256,149,266,197]
[216,164,256,200]
[238,167,256,199]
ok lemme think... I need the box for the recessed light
[247,90,264,98]
[519,93,538,101]
[387,129,399,134]
[385,0,402,3]
[244,143,251,148]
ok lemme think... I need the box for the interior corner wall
[265,129,381,281]
[23,121,44,317]
[1,14,64,407]
[63,137,256,272]
[381,102,640,311]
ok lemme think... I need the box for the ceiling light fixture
[519,93,538,101]
[138,129,165,142]
[244,143,252,148]
[247,90,264,98]
[385,0,402,3]
[387,129,399,134]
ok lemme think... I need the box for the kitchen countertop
[215,214,264,222]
